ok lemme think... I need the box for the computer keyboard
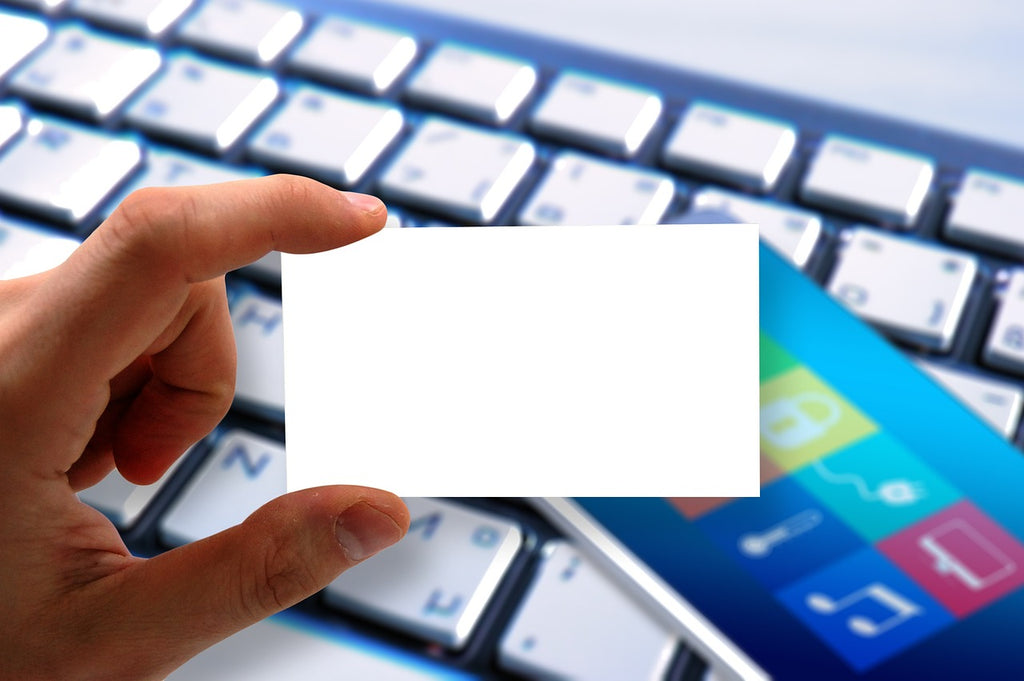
[1,0,1023,679]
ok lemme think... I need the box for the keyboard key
[984,269,1024,378]
[160,430,284,545]
[230,290,284,417]
[0,214,79,279]
[801,135,934,227]
[827,227,977,351]
[499,540,678,681]
[0,118,141,225]
[378,117,535,223]
[9,25,161,120]
[248,85,403,186]
[288,16,417,95]
[405,43,536,125]
[916,360,1023,439]
[117,146,257,198]
[71,0,194,37]
[0,104,22,150]
[176,0,304,66]
[518,151,674,225]
[946,169,1024,259]
[78,452,187,529]
[664,102,796,191]
[325,497,522,649]
[690,187,822,268]
[125,54,279,153]
[166,613,479,681]
[0,11,48,79]
[531,71,662,157]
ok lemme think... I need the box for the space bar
[166,611,478,680]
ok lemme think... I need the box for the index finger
[34,174,385,388]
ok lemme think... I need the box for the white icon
[919,519,1017,591]
[760,392,840,449]
[738,509,823,558]
[811,459,926,506]
[806,583,921,637]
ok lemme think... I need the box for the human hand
[0,175,410,681]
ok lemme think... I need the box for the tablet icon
[878,500,1024,618]
[738,509,823,558]
[806,582,921,638]
[919,519,1017,591]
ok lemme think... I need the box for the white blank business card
[283,224,758,497]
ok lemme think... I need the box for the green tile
[760,330,799,382]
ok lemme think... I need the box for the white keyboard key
[231,290,284,416]
[10,26,161,120]
[72,0,195,38]
[177,0,303,66]
[119,146,256,196]
[691,187,821,268]
[249,85,403,186]
[827,227,977,351]
[78,451,187,529]
[125,54,279,153]
[0,12,48,79]
[288,16,417,95]
[519,151,674,225]
[378,117,535,223]
[801,135,934,227]
[108,146,257,221]
[984,269,1024,377]
[160,430,284,545]
[916,360,1023,439]
[0,118,141,224]
[499,540,678,681]
[531,71,662,157]
[0,105,23,151]
[946,169,1024,259]
[167,613,476,681]
[664,102,796,191]
[325,497,521,649]
[406,43,536,125]
[0,215,79,279]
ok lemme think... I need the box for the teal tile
[792,432,961,542]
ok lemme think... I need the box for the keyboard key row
[79,423,683,680]
[11,10,1024,246]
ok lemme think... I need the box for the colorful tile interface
[682,331,1024,671]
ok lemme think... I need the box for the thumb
[89,486,408,679]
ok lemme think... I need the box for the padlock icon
[760,392,841,450]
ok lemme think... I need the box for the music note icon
[806,582,922,637]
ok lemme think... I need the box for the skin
[0,175,410,681]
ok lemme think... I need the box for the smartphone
[531,244,1024,680]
